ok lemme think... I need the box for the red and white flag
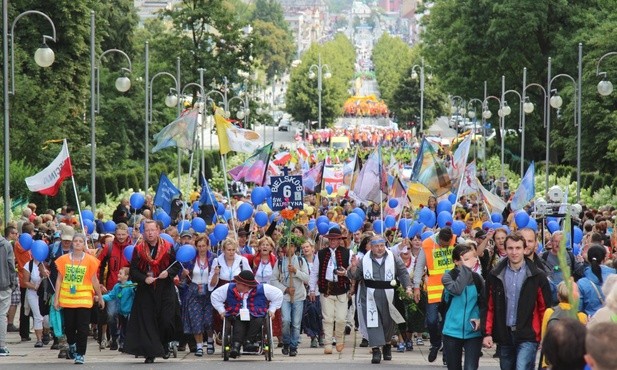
[25,140,73,196]
[272,151,291,166]
[296,144,309,160]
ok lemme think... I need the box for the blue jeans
[499,335,538,370]
[425,302,442,348]
[443,335,482,370]
[106,299,119,339]
[281,299,304,349]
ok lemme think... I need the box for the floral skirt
[182,283,213,334]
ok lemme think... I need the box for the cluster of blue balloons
[344,207,369,233]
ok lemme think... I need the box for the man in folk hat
[211,270,283,358]
[308,226,353,354]
[348,234,413,364]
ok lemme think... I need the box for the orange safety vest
[422,235,456,304]
[56,253,99,308]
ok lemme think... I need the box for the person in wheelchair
[211,270,283,358]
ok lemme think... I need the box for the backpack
[438,268,484,317]
[547,305,577,328]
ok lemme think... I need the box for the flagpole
[221,153,239,243]
[379,146,384,237]
[182,110,202,224]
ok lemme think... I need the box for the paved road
[2,328,501,369]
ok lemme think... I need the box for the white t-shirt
[24,260,41,300]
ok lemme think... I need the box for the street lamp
[467,98,483,163]
[596,51,617,96]
[546,44,582,201]
[3,2,57,224]
[482,94,504,176]
[450,96,465,133]
[411,58,432,132]
[521,67,548,180]
[502,77,524,177]
[308,54,332,129]
[90,11,132,213]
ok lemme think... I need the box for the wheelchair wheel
[263,316,273,361]
[222,317,230,361]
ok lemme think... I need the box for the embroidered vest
[317,247,350,295]
[224,283,268,318]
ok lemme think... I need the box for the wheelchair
[221,314,273,361]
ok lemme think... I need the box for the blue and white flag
[153,173,181,215]
[510,162,535,211]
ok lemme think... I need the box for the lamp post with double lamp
[546,44,582,200]
[467,98,484,163]
[411,58,432,132]
[521,67,548,180]
[90,11,132,213]
[3,2,57,225]
[501,76,525,177]
[481,95,503,176]
[308,54,332,130]
[450,96,465,133]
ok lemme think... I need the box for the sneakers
[42,333,51,345]
[415,336,424,346]
[282,344,289,355]
[99,339,106,350]
[67,344,77,360]
[310,337,318,348]
[371,347,381,364]
[6,324,18,332]
[74,354,84,364]
[110,339,118,351]
[289,347,297,357]
[0,347,9,356]
[360,338,369,347]
[34,341,44,348]
[206,341,215,355]
[397,342,405,352]
[405,340,413,351]
[428,346,439,363]
[195,347,203,357]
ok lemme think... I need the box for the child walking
[102,267,135,352]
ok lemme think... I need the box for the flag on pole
[215,111,261,155]
[228,143,273,186]
[411,138,452,196]
[449,135,472,183]
[154,173,181,215]
[272,151,291,166]
[456,161,480,197]
[350,148,387,204]
[152,107,200,152]
[199,174,216,206]
[478,178,507,213]
[296,143,309,160]
[510,162,535,211]
[25,139,73,196]
[303,161,324,193]
[386,176,410,216]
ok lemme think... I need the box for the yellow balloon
[337,186,348,197]
[306,206,314,216]
[235,201,244,209]
[303,203,309,211]
[320,190,328,197]
[260,203,272,213]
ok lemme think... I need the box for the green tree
[251,20,295,80]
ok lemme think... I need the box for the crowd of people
[304,128,414,148]
[1,193,617,370]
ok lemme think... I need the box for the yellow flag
[215,113,232,155]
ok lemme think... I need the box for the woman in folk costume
[124,220,182,364]
[348,234,413,364]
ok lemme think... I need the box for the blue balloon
[307,220,316,231]
[139,222,145,235]
[373,220,385,234]
[209,233,219,246]
[191,217,207,233]
[514,211,530,229]
[482,221,492,231]
[436,200,453,215]
[237,203,254,222]
[448,193,457,204]
[81,210,94,222]
[502,225,511,234]
[398,218,409,234]
[104,220,116,233]
[251,187,267,205]
[264,187,272,199]
[214,224,229,241]
[270,212,280,223]
[418,207,434,225]
[353,207,366,220]
[255,211,269,227]
[161,233,174,245]
[573,245,581,256]
[410,222,424,238]
[317,216,330,225]
[326,185,333,195]
[223,210,232,221]
[425,210,437,228]
[345,213,363,233]
[176,244,197,263]
[573,226,583,244]
[192,201,200,213]
[217,203,226,215]
[130,193,145,210]
[31,240,49,262]
[83,219,95,235]
[437,211,453,229]
[177,220,191,233]
[267,197,273,211]
[452,220,466,236]
[421,231,434,241]
[384,215,396,229]
[154,210,171,228]
[388,199,399,209]
[526,218,538,231]
[329,222,338,230]
[492,222,503,230]
[123,245,135,262]
[547,221,560,233]
[317,222,330,235]
[491,213,503,224]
